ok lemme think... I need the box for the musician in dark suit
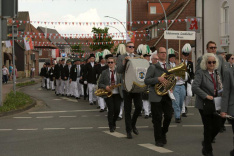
[70,58,82,99]
[54,60,61,96]
[83,54,98,105]
[98,56,123,132]
[144,47,173,147]
[221,67,234,156]
[60,59,69,96]
[40,63,47,88]
[81,58,89,100]
[192,53,222,156]
[117,42,142,139]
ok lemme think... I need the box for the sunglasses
[108,62,114,64]
[207,61,216,64]
[209,47,217,50]
[159,52,166,54]
[231,58,234,60]
[127,46,135,48]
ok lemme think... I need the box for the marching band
[39,41,234,156]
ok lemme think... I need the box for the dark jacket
[48,67,55,81]
[54,64,61,79]
[40,67,47,77]
[70,64,82,81]
[60,64,69,80]
[96,64,108,80]
[83,62,98,84]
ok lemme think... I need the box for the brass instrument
[155,63,187,96]
[95,83,121,97]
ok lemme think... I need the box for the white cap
[182,43,192,54]
[117,44,126,55]
[102,49,111,59]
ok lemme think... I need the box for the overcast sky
[19,0,127,37]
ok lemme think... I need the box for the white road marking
[182,125,203,127]
[81,115,88,117]
[17,129,38,131]
[53,99,61,101]
[70,127,93,130]
[187,106,195,108]
[29,109,99,114]
[95,115,100,117]
[36,116,54,119]
[98,127,109,129]
[186,113,194,115]
[0,129,13,131]
[59,116,77,118]
[103,131,126,138]
[13,117,32,119]
[136,126,149,128]
[43,128,66,130]
[38,88,42,91]
[67,99,77,102]
[169,125,178,128]
[138,143,173,153]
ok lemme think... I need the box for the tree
[71,44,83,53]
[89,27,114,51]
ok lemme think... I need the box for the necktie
[210,73,217,96]
[163,63,167,70]
[111,70,115,85]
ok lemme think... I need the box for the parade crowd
[40,41,234,156]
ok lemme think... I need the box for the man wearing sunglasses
[117,42,143,139]
[98,56,122,133]
[195,41,227,81]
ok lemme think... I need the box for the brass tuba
[95,83,121,97]
[155,63,187,96]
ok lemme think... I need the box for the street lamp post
[106,25,125,42]
[104,16,127,32]
[158,0,169,65]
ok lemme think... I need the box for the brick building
[127,0,196,59]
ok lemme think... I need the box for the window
[150,25,158,39]
[150,6,156,14]
[221,1,229,36]
[39,50,42,56]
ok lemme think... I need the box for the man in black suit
[40,63,47,88]
[54,60,61,96]
[49,63,55,91]
[70,58,82,99]
[60,59,69,96]
[81,58,89,100]
[181,44,195,117]
[83,54,98,105]
[116,42,142,139]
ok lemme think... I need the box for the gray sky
[19,0,127,37]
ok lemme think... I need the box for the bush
[16,81,36,87]
[0,91,33,112]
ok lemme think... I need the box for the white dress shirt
[109,68,119,94]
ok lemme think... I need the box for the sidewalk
[2,76,41,103]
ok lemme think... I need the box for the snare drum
[123,59,150,93]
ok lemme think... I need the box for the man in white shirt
[2,65,9,84]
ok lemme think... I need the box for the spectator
[9,64,13,80]
[2,65,9,84]
[226,54,234,68]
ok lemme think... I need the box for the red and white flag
[24,37,34,50]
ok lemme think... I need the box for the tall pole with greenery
[90,27,114,51]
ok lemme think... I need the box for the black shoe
[104,107,107,111]
[145,115,149,119]
[93,101,96,105]
[132,127,139,135]
[127,132,132,139]
[76,97,80,99]
[219,126,226,133]
[155,142,164,147]
[149,113,152,117]
[117,117,122,121]
[162,135,167,144]
[230,150,234,156]
[185,107,188,114]
[56,94,59,96]
[97,106,100,109]
[182,113,187,117]
[113,126,116,131]
[90,103,93,105]
[84,97,86,100]
[99,109,104,112]
[61,94,64,96]
[175,118,181,123]
[202,147,213,156]
[110,128,115,133]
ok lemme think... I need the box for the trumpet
[95,83,121,97]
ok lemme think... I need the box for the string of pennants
[15,39,126,46]
[16,29,165,39]
[8,18,199,26]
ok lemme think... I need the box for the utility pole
[0,0,3,106]
[12,25,16,95]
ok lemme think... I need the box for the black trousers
[151,95,173,143]
[123,90,142,133]
[83,84,88,98]
[105,94,122,128]
[199,109,222,153]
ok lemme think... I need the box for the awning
[4,52,12,60]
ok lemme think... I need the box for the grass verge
[16,81,36,87]
[0,91,33,113]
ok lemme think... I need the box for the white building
[196,0,233,59]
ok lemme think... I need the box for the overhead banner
[164,31,196,40]
[126,31,136,43]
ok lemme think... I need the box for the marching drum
[123,59,150,93]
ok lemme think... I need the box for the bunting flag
[24,37,34,50]
[5,40,13,48]
[126,31,136,43]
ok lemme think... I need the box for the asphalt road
[0,83,232,156]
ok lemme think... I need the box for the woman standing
[221,67,234,156]
[192,53,222,156]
